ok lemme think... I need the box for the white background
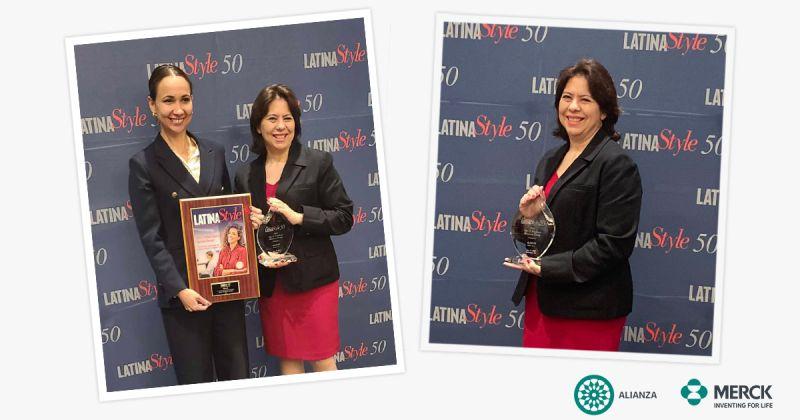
[1,1,795,418]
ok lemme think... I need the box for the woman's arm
[300,152,354,236]
[128,156,185,299]
[541,153,642,285]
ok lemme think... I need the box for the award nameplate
[179,194,260,303]
[508,193,556,264]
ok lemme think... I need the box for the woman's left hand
[268,197,303,225]
[503,257,541,275]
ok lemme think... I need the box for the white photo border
[420,12,735,365]
[65,8,405,401]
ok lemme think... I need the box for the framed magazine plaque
[179,193,260,303]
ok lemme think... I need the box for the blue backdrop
[74,18,395,391]
[429,22,726,355]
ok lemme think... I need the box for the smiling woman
[128,64,249,384]
[504,58,643,351]
[234,83,354,375]
[147,68,194,138]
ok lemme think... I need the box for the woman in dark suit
[504,58,642,351]
[128,64,249,383]
[235,84,353,374]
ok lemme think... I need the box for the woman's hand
[177,288,212,312]
[257,253,295,269]
[519,185,544,218]
[268,197,303,225]
[264,260,293,269]
[249,205,267,229]
[503,257,542,275]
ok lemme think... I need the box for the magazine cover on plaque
[179,193,259,302]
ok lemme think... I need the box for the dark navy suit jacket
[129,133,231,308]
[234,141,353,297]
[512,130,643,319]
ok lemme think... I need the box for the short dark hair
[552,58,621,141]
[249,84,302,156]
[148,64,193,100]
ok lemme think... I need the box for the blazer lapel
[153,133,204,197]
[276,142,307,200]
[540,144,566,206]
[196,137,217,196]
[546,131,610,206]
[248,155,269,211]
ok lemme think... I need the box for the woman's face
[558,75,605,142]
[148,75,193,137]
[258,97,295,153]
[226,228,240,246]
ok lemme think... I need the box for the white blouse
[173,137,201,183]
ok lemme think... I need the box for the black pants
[161,300,249,385]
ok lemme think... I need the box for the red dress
[258,182,340,360]
[522,171,627,351]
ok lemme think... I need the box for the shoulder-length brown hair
[249,84,302,156]
[552,58,621,141]
[222,224,245,248]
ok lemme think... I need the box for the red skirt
[523,277,626,351]
[258,280,340,360]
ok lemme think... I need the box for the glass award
[509,194,555,264]
[256,210,297,265]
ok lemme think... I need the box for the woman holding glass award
[128,64,249,383]
[235,84,353,374]
[503,59,643,351]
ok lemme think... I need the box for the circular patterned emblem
[680,379,708,406]
[574,375,615,415]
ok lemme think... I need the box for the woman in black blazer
[128,65,249,383]
[235,84,353,375]
[504,59,642,351]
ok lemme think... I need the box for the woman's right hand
[249,206,266,230]
[519,185,544,218]
[177,288,212,312]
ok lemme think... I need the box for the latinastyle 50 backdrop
[423,15,732,360]
[67,11,402,397]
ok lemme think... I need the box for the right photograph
[423,14,733,360]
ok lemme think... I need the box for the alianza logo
[681,379,708,406]
[574,375,614,415]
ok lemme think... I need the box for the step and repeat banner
[429,21,727,356]
[72,17,395,392]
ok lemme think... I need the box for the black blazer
[511,131,643,319]
[129,133,231,308]
[234,141,353,297]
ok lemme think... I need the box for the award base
[258,252,298,266]
[504,256,541,265]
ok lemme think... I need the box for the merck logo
[681,379,708,406]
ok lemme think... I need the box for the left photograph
[66,10,401,399]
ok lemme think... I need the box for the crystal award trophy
[256,210,297,265]
[509,194,555,264]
